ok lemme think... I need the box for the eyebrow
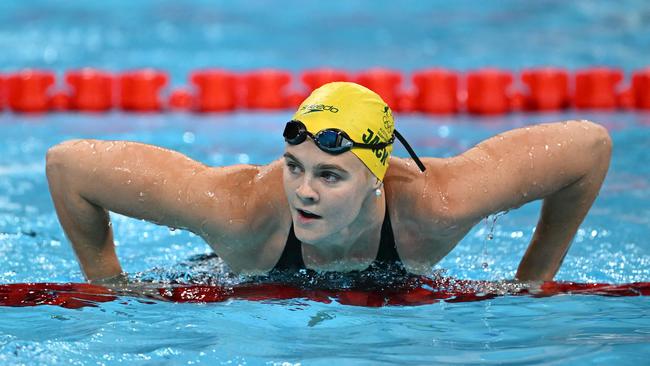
[283,152,300,163]
[283,153,349,174]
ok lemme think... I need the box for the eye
[286,161,302,175]
[320,171,341,183]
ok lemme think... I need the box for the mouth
[296,208,322,220]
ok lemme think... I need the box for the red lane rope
[1,67,649,114]
[1,278,648,308]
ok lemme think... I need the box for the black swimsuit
[181,208,412,290]
[271,207,406,275]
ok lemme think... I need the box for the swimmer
[45,82,612,284]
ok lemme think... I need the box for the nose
[295,177,319,203]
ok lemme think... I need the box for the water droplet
[182,132,195,144]
[237,154,250,164]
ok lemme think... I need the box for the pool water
[1,0,650,365]
[0,111,649,365]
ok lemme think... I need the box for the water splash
[481,211,509,271]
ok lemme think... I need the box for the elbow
[587,121,612,163]
[46,144,64,180]
[572,121,612,181]
[572,120,612,163]
[46,139,85,182]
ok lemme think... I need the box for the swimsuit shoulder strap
[373,205,402,265]
[272,223,306,271]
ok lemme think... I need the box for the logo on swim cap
[361,128,390,165]
[299,104,339,114]
[382,106,392,130]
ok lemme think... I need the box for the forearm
[516,177,598,280]
[516,129,611,281]
[46,144,123,281]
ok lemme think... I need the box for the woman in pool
[46,82,612,283]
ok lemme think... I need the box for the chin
[293,224,329,245]
[293,227,319,244]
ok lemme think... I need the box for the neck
[301,190,386,272]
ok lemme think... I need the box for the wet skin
[45,120,612,282]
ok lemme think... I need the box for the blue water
[1,1,650,365]
[1,0,650,83]
[1,112,649,365]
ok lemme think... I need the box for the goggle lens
[314,130,341,150]
[282,121,307,145]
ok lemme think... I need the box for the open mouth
[297,208,322,219]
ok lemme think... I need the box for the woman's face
[283,139,378,246]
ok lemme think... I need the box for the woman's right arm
[45,139,280,281]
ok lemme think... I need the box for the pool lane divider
[0,278,649,308]
[1,67,650,114]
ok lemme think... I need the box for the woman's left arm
[441,120,612,281]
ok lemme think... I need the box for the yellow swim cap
[292,82,395,180]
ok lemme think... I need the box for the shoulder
[384,157,472,229]
[382,157,477,272]
[189,159,292,272]
[192,159,290,235]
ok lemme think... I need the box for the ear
[372,177,383,190]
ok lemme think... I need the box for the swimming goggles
[283,120,426,172]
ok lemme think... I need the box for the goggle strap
[350,136,394,150]
[394,129,426,172]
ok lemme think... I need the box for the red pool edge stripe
[1,279,648,309]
